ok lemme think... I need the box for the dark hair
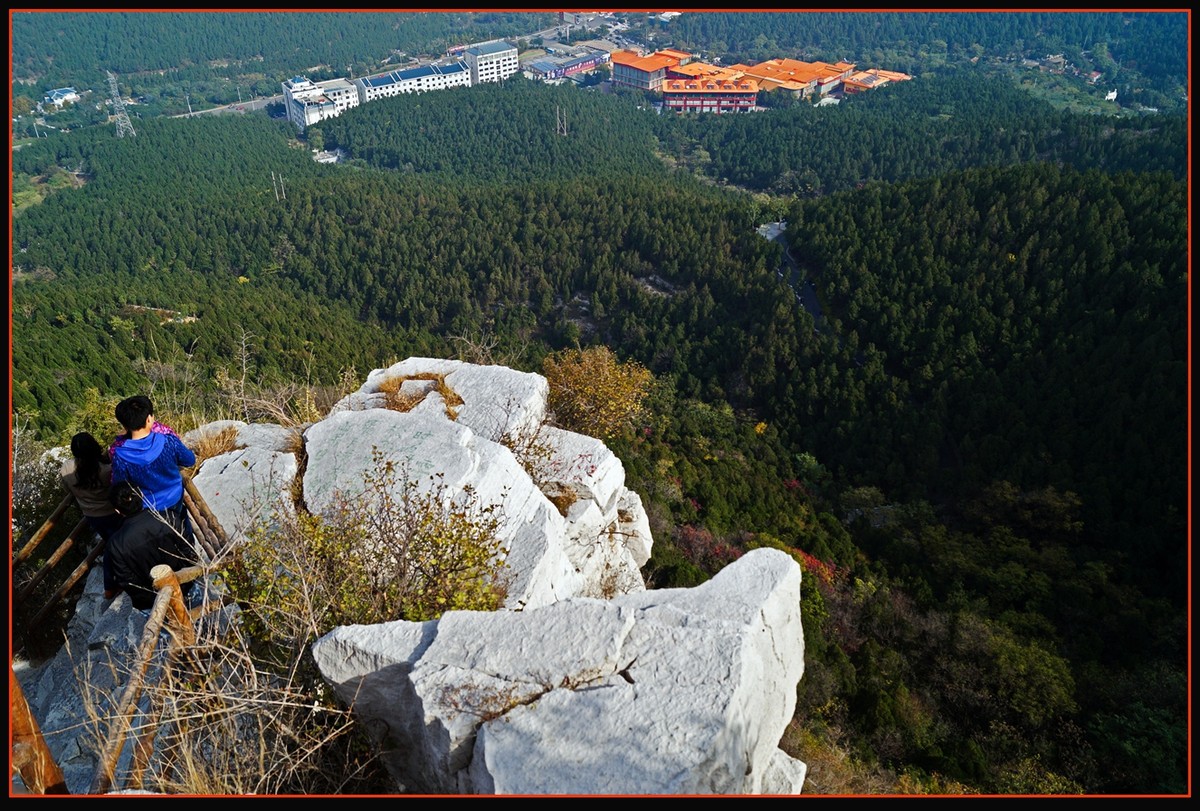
[71,432,106,490]
[109,481,145,515]
[115,395,154,434]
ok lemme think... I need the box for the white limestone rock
[535,426,648,596]
[333,357,548,443]
[312,548,806,795]
[182,419,246,448]
[236,422,302,453]
[537,425,626,514]
[189,445,298,548]
[184,419,301,456]
[761,749,809,794]
[302,408,582,609]
[320,358,650,603]
[616,488,653,568]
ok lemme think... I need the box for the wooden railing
[11,664,68,794]
[12,476,228,652]
[11,475,230,795]
[88,563,213,795]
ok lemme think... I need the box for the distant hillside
[666,10,1187,103]
[11,10,556,85]
[657,69,1186,196]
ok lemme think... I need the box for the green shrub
[228,448,510,655]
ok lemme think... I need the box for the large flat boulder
[312,548,807,795]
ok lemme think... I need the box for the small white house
[44,87,80,107]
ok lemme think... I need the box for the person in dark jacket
[103,481,199,610]
[110,395,197,542]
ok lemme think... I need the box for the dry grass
[279,427,305,456]
[499,422,556,490]
[545,488,579,518]
[190,425,242,466]
[377,373,463,420]
[78,614,393,795]
[448,331,528,368]
[436,681,530,724]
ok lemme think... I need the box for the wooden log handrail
[183,489,219,561]
[13,495,74,565]
[184,476,229,554]
[15,518,89,608]
[11,665,69,794]
[119,566,200,792]
[152,565,196,648]
[88,565,197,796]
[24,539,108,643]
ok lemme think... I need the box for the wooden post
[125,719,158,792]
[125,565,206,792]
[182,489,218,561]
[152,565,195,647]
[10,665,69,794]
[15,518,88,607]
[13,495,73,565]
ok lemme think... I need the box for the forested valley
[10,11,1189,796]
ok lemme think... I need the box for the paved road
[174,95,281,119]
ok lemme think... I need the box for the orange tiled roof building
[843,68,912,94]
[611,49,694,92]
[728,58,857,98]
[614,48,903,110]
[662,64,759,113]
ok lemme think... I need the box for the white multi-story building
[463,40,519,85]
[354,61,471,103]
[282,76,360,131]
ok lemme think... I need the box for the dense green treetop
[657,68,1186,196]
[667,10,1188,85]
[11,10,556,87]
[785,162,1187,590]
[321,79,664,183]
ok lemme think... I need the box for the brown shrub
[542,346,653,441]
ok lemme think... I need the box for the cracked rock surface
[312,547,807,795]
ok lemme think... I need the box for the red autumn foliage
[675,524,744,574]
[795,548,839,587]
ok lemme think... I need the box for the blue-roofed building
[44,87,80,107]
[527,51,610,81]
[354,61,470,103]
[281,75,359,131]
[464,40,519,85]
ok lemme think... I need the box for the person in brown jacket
[60,432,124,542]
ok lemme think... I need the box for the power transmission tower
[556,105,568,136]
[107,71,136,138]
